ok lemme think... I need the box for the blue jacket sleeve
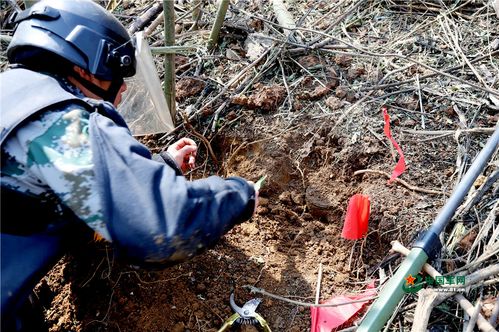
[89,112,255,266]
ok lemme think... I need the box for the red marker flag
[310,282,376,331]
[382,107,406,183]
[341,194,371,240]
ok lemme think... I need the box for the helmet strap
[71,75,124,104]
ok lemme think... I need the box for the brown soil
[5,0,494,331]
[36,108,482,331]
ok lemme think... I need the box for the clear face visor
[118,32,174,136]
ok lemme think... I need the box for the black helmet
[7,0,136,101]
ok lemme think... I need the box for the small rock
[347,66,366,80]
[248,18,263,31]
[305,187,332,218]
[226,49,241,61]
[256,206,269,215]
[491,38,499,50]
[278,191,292,205]
[403,119,417,127]
[172,322,185,332]
[325,96,342,110]
[226,111,237,121]
[334,54,352,67]
[291,192,304,205]
[176,78,206,101]
[335,86,348,99]
[302,213,313,220]
[196,283,206,292]
[297,55,321,69]
[246,277,257,284]
[346,92,356,103]
[258,197,269,206]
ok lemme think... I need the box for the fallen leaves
[175,78,206,101]
[232,84,286,111]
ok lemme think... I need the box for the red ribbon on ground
[382,107,406,183]
[310,283,376,331]
[341,194,371,240]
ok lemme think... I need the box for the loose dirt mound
[2,0,496,330]
[37,111,476,331]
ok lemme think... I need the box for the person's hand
[167,138,197,172]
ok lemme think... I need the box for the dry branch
[163,0,176,122]
[128,3,163,34]
[456,169,499,218]
[354,169,444,195]
[298,26,499,97]
[358,51,499,93]
[271,0,296,39]
[411,289,445,332]
[466,300,483,332]
[207,0,229,49]
[244,285,377,308]
[403,128,496,137]
[307,0,368,47]
[391,241,499,332]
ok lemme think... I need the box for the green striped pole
[358,126,498,331]
[357,248,428,331]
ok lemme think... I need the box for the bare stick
[403,128,496,137]
[489,297,499,327]
[391,241,499,285]
[144,11,165,37]
[391,241,499,332]
[297,26,499,97]
[163,0,176,123]
[411,289,445,332]
[456,169,499,217]
[278,58,293,112]
[191,0,202,31]
[207,0,229,49]
[415,74,425,129]
[354,169,444,195]
[128,3,163,34]
[243,285,377,308]
[272,0,296,39]
[315,263,323,305]
[358,51,499,93]
[466,300,482,332]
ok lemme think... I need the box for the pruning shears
[217,293,271,332]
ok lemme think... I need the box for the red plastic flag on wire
[341,194,370,240]
[382,106,406,182]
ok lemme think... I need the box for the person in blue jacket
[0,0,257,330]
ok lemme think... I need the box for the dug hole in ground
[2,0,493,331]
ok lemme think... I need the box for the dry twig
[391,241,499,332]
[354,169,444,195]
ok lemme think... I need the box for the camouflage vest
[0,68,91,329]
[0,67,84,145]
